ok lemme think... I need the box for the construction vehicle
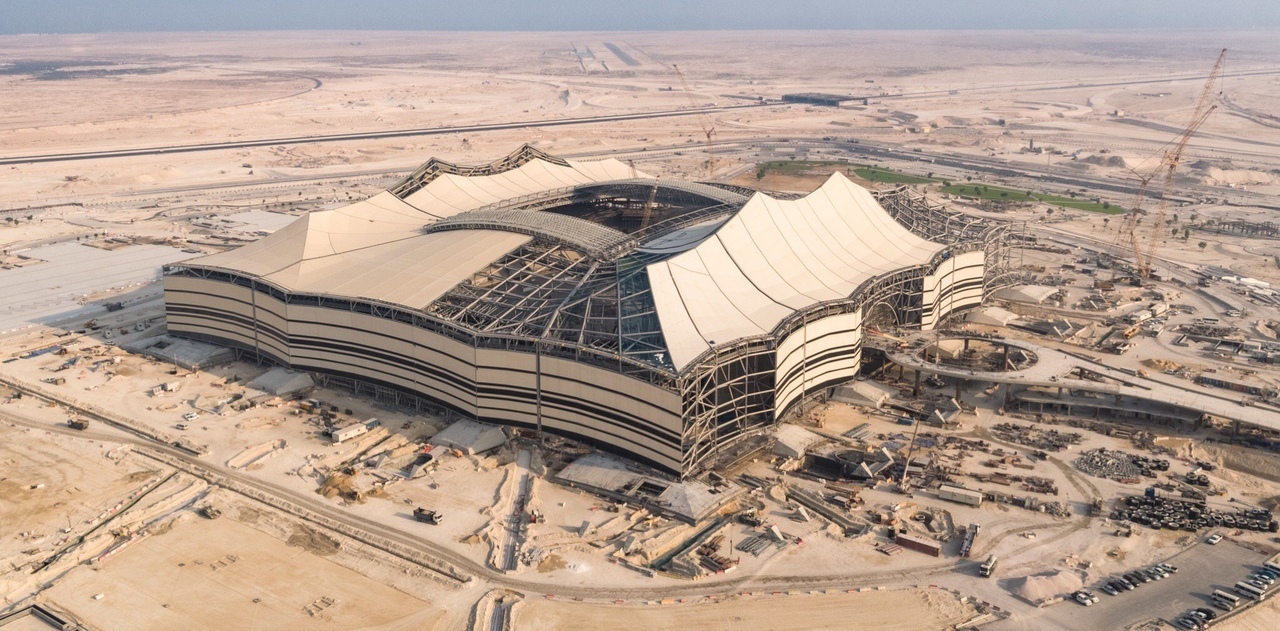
[672,64,716,178]
[200,504,222,519]
[413,507,442,525]
[979,554,999,577]
[1115,49,1226,279]
[67,417,90,430]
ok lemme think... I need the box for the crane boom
[1121,49,1225,279]
[672,64,716,177]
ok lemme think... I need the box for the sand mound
[1197,166,1277,186]
[1079,154,1130,169]
[1142,358,1182,371]
[1010,569,1082,602]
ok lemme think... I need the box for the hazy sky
[5,0,1280,34]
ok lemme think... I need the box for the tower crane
[672,64,717,178]
[1117,48,1226,280]
[628,159,660,231]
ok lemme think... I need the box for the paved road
[0,104,769,165]
[500,450,533,572]
[988,540,1268,631]
[881,332,1280,431]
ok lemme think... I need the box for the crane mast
[672,64,716,178]
[1119,49,1226,280]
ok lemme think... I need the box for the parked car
[1101,584,1119,596]
[1194,607,1218,621]
[1206,534,1223,544]
[1158,563,1179,574]
[1072,591,1093,606]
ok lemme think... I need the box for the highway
[880,332,1280,430]
[0,103,770,166]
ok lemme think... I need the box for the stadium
[163,145,1013,477]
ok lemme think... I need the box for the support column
[913,370,921,397]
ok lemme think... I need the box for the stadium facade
[163,146,1012,476]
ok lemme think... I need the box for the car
[1158,563,1179,574]
[1101,584,1119,596]
[1206,534,1223,544]
[1187,610,1208,621]
[1194,607,1218,621]
[1072,591,1093,606]
[1082,590,1099,603]
[1117,578,1136,591]
[1145,568,1165,580]
[1173,617,1201,630]
[182,412,200,422]
[1248,579,1268,590]
[1253,573,1275,585]
[1132,571,1151,584]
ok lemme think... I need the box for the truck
[413,508,442,525]
[67,418,90,431]
[979,555,998,577]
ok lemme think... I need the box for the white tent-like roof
[187,157,639,308]
[401,157,637,218]
[647,173,944,369]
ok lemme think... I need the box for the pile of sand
[1079,154,1130,169]
[1141,358,1182,371]
[1197,166,1278,187]
[1010,569,1083,603]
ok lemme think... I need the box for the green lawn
[939,183,1124,214]
[851,166,936,184]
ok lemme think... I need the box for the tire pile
[1111,495,1278,533]
[1074,448,1169,482]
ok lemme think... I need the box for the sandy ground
[514,588,980,631]
[43,516,447,631]
[1217,598,1280,631]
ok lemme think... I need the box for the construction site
[6,29,1280,631]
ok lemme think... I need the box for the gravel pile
[1074,448,1168,481]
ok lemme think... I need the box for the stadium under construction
[162,146,1016,477]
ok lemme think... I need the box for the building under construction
[163,145,1014,476]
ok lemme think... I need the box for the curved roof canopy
[181,148,953,375]
[647,173,944,369]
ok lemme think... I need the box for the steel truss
[390,144,568,198]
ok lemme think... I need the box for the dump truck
[413,508,442,525]
[68,418,90,431]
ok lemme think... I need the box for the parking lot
[989,540,1270,631]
